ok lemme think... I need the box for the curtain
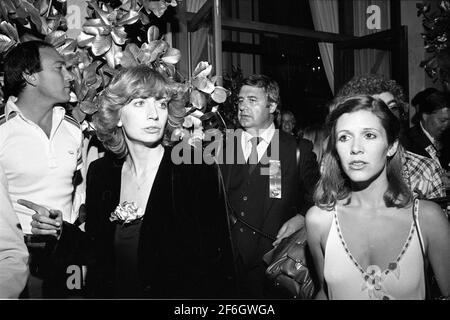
[309,0,339,94]
[353,0,391,76]
[187,0,209,72]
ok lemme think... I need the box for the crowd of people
[0,41,449,300]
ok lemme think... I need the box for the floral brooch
[110,201,144,224]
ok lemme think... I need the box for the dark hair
[314,95,412,210]
[413,89,450,115]
[3,41,54,99]
[241,74,281,106]
[335,74,407,119]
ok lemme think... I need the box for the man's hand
[17,199,62,238]
[273,214,305,246]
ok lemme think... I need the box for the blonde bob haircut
[94,65,185,158]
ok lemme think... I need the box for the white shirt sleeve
[0,165,29,298]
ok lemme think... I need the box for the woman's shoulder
[306,205,334,230]
[417,199,448,224]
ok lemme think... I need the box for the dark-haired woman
[306,95,450,300]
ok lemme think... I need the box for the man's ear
[23,72,37,87]
[387,140,399,157]
[269,102,278,114]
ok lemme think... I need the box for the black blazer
[51,148,237,298]
[220,130,320,265]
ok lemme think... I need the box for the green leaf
[117,9,140,26]
[0,34,15,54]
[120,46,139,68]
[104,42,122,68]
[80,100,98,115]
[0,0,16,21]
[45,30,67,47]
[20,1,42,33]
[0,21,19,42]
[88,1,111,26]
[91,34,112,56]
[83,18,110,36]
[38,0,50,15]
[139,11,150,25]
[57,38,78,54]
[111,26,127,45]
[77,32,95,47]
[71,105,86,123]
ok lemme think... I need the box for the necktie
[248,137,259,174]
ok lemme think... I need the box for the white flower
[110,201,144,224]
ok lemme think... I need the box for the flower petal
[190,89,208,110]
[147,25,160,42]
[193,61,212,78]
[211,86,228,103]
[192,77,215,94]
[143,0,168,18]
[161,47,181,64]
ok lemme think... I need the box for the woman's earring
[117,120,123,128]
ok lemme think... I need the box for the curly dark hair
[336,74,407,103]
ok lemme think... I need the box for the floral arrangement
[110,201,144,224]
[0,0,232,140]
[417,1,450,89]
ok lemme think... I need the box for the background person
[220,74,320,298]
[0,40,83,298]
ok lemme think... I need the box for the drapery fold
[187,0,208,72]
[309,0,339,94]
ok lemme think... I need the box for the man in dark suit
[220,74,320,298]
[403,89,450,171]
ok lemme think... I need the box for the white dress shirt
[241,123,276,163]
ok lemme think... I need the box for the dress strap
[412,198,426,255]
